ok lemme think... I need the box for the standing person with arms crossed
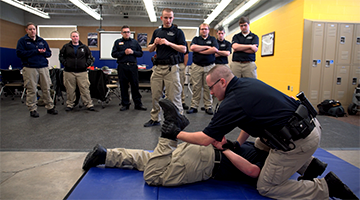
[187,23,218,115]
[144,8,187,127]
[59,30,95,112]
[230,16,258,78]
[111,25,147,111]
[215,26,232,68]
[163,65,358,200]
[16,22,58,118]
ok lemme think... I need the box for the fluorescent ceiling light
[1,0,50,19]
[221,0,260,27]
[204,0,232,25]
[143,0,157,22]
[68,0,101,20]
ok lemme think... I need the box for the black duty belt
[211,149,222,178]
[261,104,316,152]
[156,59,172,65]
[120,62,137,65]
[234,61,252,63]
[195,63,214,67]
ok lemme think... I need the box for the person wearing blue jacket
[16,22,58,118]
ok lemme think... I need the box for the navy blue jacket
[16,34,51,68]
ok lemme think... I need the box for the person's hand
[211,136,227,150]
[159,38,170,46]
[250,44,258,51]
[154,37,161,45]
[222,140,241,151]
[125,48,133,55]
[38,48,46,53]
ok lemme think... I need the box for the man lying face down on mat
[83,99,328,187]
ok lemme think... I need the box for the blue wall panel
[0,47,193,70]
[0,47,22,69]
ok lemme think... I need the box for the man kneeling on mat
[83,99,329,187]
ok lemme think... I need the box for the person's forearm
[242,49,256,54]
[216,50,230,57]
[177,131,214,146]
[168,43,186,53]
[236,130,249,145]
[222,150,260,178]
[148,44,157,52]
[200,47,218,55]
[232,43,253,52]
[191,44,209,52]
[184,54,189,65]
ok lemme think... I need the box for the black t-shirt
[213,141,269,185]
[232,32,259,62]
[203,77,300,141]
[149,25,186,60]
[215,39,232,64]
[191,35,219,66]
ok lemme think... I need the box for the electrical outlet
[291,86,293,91]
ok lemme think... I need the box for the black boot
[325,171,359,200]
[298,157,327,181]
[82,144,107,171]
[159,99,189,130]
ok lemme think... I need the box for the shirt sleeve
[149,29,157,45]
[176,29,186,46]
[203,97,246,141]
[231,34,239,45]
[212,37,219,49]
[111,39,124,59]
[226,41,232,53]
[190,37,197,46]
[133,40,143,57]
[252,34,259,46]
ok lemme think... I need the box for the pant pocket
[263,162,294,185]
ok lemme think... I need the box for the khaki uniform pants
[178,63,186,103]
[256,119,328,200]
[230,62,257,78]
[63,71,93,108]
[22,67,54,111]
[150,64,183,121]
[216,64,229,68]
[106,137,215,186]
[190,63,215,109]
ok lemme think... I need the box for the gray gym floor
[1,89,359,199]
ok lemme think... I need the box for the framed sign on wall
[261,31,275,57]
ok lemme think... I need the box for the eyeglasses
[239,24,248,27]
[200,28,209,31]
[209,79,221,90]
[122,31,130,33]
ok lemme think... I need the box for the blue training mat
[65,148,360,200]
